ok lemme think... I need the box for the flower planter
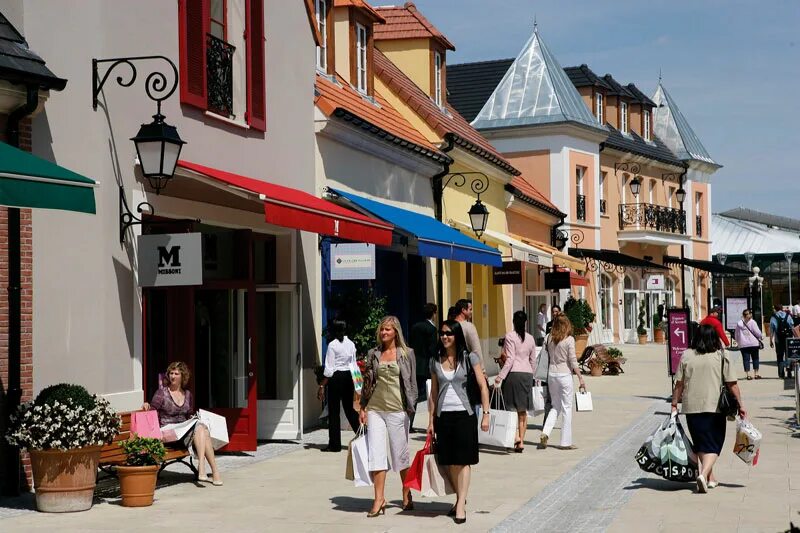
[574,333,589,358]
[589,365,603,377]
[29,446,102,512]
[654,328,665,344]
[638,334,648,345]
[118,465,159,507]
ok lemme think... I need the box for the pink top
[498,330,538,380]
[734,318,763,348]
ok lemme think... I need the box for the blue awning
[331,189,502,267]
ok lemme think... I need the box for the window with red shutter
[245,0,266,131]
[179,0,209,109]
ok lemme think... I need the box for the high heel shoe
[367,500,386,517]
[402,493,414,511]
[448,500,466,517]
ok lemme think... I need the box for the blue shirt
[769,311,794,340]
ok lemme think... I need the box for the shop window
[620,101,628,134]
[355,23,368,94]
[595,92,604,124]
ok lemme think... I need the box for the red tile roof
[372,2,455,50]
[315,73,449,163]
[373,48,518,176]
[508,176,562,215]
[333,0,386,23]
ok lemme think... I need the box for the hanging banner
[331,243,375,280]
[138,233,203,287]
[667,308,690,376]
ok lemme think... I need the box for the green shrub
[563,296,596,335]
[33,383,95,411]
[120,435,167,466]
[607,347,623,358]
[637,299,648,336]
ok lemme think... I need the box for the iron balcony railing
[576,194,586,221]
[599,198,607,215]
[696,215,703,237]
[618,202,686,234]
[206,34,235,118]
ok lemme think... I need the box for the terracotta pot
[589,365,603,377]
[118,465,159,507]
[654,328,665,344]
[638,334,648,345]
[29,445,101,512]
[574,333,589,357]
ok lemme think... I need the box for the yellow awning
[450,221,553,267]
[510,234,585,271]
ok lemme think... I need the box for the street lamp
[675,176,688,309]
[131,112,186,194]
[717,253,728,326]
[785,252,794,308]
[468,199,489,237]
[675,187,686,205]
[629,176,641,197]
[749,266,764,326]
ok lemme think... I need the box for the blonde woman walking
[359,316,417,517]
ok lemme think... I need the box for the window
[315,0,327,72]
[210,0,226,39]
[668,187,674,208]
[599,171,607,214]
[644,109,651,141]
[595,92,604,124]
[648,180,655,204]
[620,101,628,134]
[576,166,586,221]
[355,23,368,94]
[434,51,443,107]
[599,274,612,329]
[622,175,628,204]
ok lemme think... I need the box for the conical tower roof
[471,28,604,132]
[652,83,719,166]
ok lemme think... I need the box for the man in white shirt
[792,301,800,319]
[455,298,482,359]
[536,303,547,346]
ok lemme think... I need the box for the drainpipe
[3,85,39,496]
[431,134,455,316]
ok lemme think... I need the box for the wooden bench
[98,411,197,480]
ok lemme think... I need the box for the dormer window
[643,109,651,141]
[595,92,604,124]
[355,23,368,94]
[620,101,628,134]
[315,0,328,72]
[434,51,443,107]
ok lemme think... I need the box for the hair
[423,303,438,320]
[163,361,191,387]
[438,319,469,368]
[513,310,527,342]
[774,304,783,312]
[552,304,562,313]
[455,299,472,315]
[331,319,346,342]
[693,324,722,354]
[376,315,410,358]
[742,308,752,318]
[550,315,573,344]
[539,303,547,312]
[446,306,458,321]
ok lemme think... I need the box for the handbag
[534,336,550,382]
[743,321,764,350]
[131,410,162,440]
[716,353,739,418]
[465,351,482,407]
[575,389,593,412]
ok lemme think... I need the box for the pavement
[1,343,798,532]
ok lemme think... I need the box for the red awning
[177,161,393,245]
[556,267,589,287]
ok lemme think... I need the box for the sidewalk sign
[667,308,690,376]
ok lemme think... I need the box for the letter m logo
[158,246,182,267]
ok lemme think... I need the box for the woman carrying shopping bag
[494,310,538,452]
[318,320,361,452]
[359,316,417,517]
[539,315,586,450]
[734,309,764,380]
[428,320,490,524]
[671,324,747,493]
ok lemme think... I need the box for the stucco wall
[376,38,432,96]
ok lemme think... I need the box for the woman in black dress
[427,320,490,524]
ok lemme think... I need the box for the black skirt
[685,413,727,454]
[502,372,533,412]
[435,410,479,466]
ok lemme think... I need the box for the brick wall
[0,114,34,492]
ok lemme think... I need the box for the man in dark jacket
[409,303,437,431]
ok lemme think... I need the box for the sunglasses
[439,331,455,337]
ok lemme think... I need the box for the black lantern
[629,176,641,197]
[468,199,489,237]
[131,113,186,194]
[675,187,686,204]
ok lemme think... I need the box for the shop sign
[492,260,523,285]
[331,243,375,280]
[138,232,203,287]
[667,308,690,376]
[725,297,748,331]
[646,274,665,290]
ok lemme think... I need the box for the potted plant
[637,300,648,344]
[117,435,166,507]
[587,357,605,377]
[5,383,120,512]
[564,296,596,356]
[605,347,627,375]
[653,312,665,344]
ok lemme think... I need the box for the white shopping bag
[197,409,230,450]
[350,427,373,487]
[477,389,517,449]
[529,382,546,416]
[733,417,762,465]
[160,418,197,443]
[575,391,593,412]
[421,454,455,497]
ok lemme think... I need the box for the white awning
[449,220,553,267]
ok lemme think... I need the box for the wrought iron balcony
[696,215,703,237]
[599,198,607,215]
[618,202,686,234]
[206,34,235,118]
[576,194,586,221]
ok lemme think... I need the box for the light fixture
[131,113,186,194]
[716,253,727,266]
[629,176,641,197]
[675,187,686,205]
[468,199,489,237]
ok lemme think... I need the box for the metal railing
[696,215,703,237]
[206,34,235,118]
[618,202,686,234]
[600,198,607,215]
[576,194,586,221]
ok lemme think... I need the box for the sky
[408,0,800,217]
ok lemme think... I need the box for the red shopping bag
[403,434,432,491]
[131,410,162,439]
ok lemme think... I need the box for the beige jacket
[360,347,417,414]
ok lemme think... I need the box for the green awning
[0,142,97,214]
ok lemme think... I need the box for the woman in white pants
[540,315,586,450]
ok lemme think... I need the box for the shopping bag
[404,434,432,491]
[534,338,550,381]
[350,362,364,393]
[160,418,197,443]
[131,410,162,439]
[346,425,367,481]
[634,414,698,482]
[477,389,517,449]
[350,427,373,487]
[575,391,593,412]
[197,409,230,450]
[421,453,455,497]
[733,417,762,465]
[528,382,546,416]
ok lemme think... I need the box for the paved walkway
[1,343,797,532]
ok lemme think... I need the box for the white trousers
[542,373,574,447]
[366,410,410,472]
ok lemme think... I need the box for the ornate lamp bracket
[92,55,179,114]
[614,162,641,177]
[119,185,198,243]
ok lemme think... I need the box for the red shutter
[179,0,209,108]
[245,0,266,131]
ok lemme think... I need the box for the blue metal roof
[331,189,502,267]
[652,83,719,166]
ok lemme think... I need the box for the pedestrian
[318,320,360,452]
[427,320,491,525]
[536,303,547,347]
[539,315,586,450]
[447,306,459,321]
[494,310,537,452]
[671,324,746,493]
[409,303,438,432]
[734,309,763,380]
[769,304,795,379]
[793,300,800,320]
[545,304,561,334]
[700,304,730,347]
[454,299,483,359]
[359,316,417,517]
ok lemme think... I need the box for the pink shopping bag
[131,410,162,439]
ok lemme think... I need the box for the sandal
[755,375,762,379]
[746,376,753,380]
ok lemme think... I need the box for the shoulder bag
[743,320,764,350]
[717,352,739,419]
